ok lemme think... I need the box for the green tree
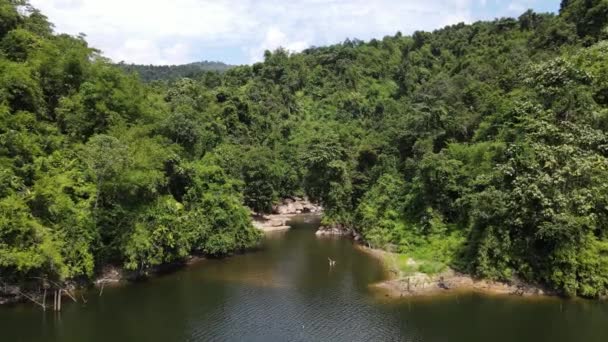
[82,134,127,209]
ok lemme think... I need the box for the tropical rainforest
[116,61,232,82]
[1,0,608,299]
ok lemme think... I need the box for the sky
[29,0,560,66]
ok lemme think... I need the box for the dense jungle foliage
[1,0,608,298]
[116,61,233,82]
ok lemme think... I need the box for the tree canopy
[1,0,608,298]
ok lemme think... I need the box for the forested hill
[1,0,608,300]
[116,61,233,82]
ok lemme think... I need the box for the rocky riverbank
[370,271,550,298]
[311,219,559,299]
[252,197,322,232]
[357,245,551,299]
[314,223,353,237]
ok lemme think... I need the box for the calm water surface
[2,216,608,342]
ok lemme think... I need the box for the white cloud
[507,0,554,15]
[31,0,257,64]
[246,27,310,63]
[109,40,192,65]
[507,2,527,13]
[28,0,552,65]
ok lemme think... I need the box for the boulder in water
[315,224,353,237]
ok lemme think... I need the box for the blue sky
[29,0,560,65]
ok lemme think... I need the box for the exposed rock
[371,270,551,298]
[270,219,284,227]
[315,224,353,237]
[251,197,322,233]
[275,202,295,215]
[355,245,553,298]
[271,197,322,216]
[252,213,293,232]
[404,273,434,292]
[94,266,124,286]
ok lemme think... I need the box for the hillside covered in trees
[116,61,233,82]
[1,0,608,299]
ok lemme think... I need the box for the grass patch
[382,253,447,277]
[418,261,446,275]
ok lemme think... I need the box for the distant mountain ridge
[116,61,234,82]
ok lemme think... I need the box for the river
[1,216,608,342]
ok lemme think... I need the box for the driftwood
[328,258,336,267]
[31,277,79,309]
[0,278,80,311]
[62,288,78,303]
[42,288,47,311]
[57,290,62,311]
[20,290,47,309]
[1,281,47,309]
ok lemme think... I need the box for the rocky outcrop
[371,269,550,298]
[272,197,322,215]
[315,224,353,237]
[253,197,323,232]
[356,245,551,298]
[94,266,124,286]
[252,216,291,232]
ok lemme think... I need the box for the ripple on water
[2,218,608,342]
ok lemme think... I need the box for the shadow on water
[1,215,608,342]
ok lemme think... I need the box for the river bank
[1,198,322,307]
[0,205,562,307]
[311,220,554,299]
[252,197,322,232]
[356,245,552,299]
[0,255,209,306]
[4,218,608,342]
